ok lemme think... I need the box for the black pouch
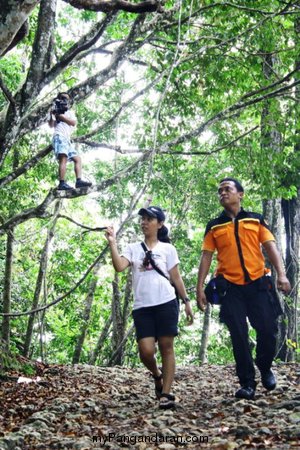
[262,275,284,317]
[205,275,229,305]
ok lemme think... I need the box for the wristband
[182,297,190,304]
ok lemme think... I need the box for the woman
[105,206,193,409]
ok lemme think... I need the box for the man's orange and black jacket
[202,208,275,285]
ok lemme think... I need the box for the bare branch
[161,126,260,155]
[54,150,150,199]
[58,214,107,232]
[76,45,149,68]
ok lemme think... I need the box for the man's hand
[196,288,207,312]
[277,274,291,294]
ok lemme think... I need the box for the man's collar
[219,207,245,219]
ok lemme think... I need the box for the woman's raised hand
[105,226,116,244]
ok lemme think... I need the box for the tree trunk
[88,314,113,365]
[23,200,61,357]
[72,245,111,364]
[111,272,125,365]
[0,0,39,57]
[122,270,132,328]
[278,14,300,361]
[262,199,288,361]
[72,276,98,364]
[107,324,135,366]
[260,50,288,361]
[1,230,14,350]
[199,303,211,364]
[281,194,300,361]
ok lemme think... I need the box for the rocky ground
[0,363,299,449]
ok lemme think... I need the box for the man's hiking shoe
[75,179,92,188]
[261,369,276,391]
[235,386,255,400]
[57,182,73,190]
[159,393,175,409]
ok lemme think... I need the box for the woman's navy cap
[138,206,166,222]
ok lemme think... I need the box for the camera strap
[140,242,179,300]
[141,242,169,279]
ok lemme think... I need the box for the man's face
[217,181,243,207]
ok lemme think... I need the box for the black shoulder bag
[140,243,179,302]
[204,275,229,305]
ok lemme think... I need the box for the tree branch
[42,13,117,90]
[0,77,16,107]
[161,78,300,152]
[58,214,107,232]
[0,191,55,236]
[80,125,260,155]
[21,0,57,106]
[19,14,148,138]
[0,150,150,234]
[74,72,163,141]
[0,145,52,188]
[63,0,163,13]
[0,191,144,317]
[0,245,110,317]
[0,0,39,57]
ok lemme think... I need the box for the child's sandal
[159,393,175,409]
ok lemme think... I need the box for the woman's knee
[138,339,156,361]
[158,337,174,356]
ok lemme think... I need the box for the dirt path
[0,363,299,449]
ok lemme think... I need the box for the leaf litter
[0,363,299,449]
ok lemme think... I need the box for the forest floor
[0,362,299,449]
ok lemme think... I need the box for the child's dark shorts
[132,299,179,341]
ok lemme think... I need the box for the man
[49,92,92,190]
[196,178,291,400]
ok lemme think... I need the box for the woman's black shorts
[132,299,179,341]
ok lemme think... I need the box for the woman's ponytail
[158,225,171,243]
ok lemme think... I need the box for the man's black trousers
[219,276,280,388]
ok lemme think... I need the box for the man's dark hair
[219,177,244,192]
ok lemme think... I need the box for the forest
[0,0,299,373]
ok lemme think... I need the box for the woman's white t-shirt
[122,241,179,310]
